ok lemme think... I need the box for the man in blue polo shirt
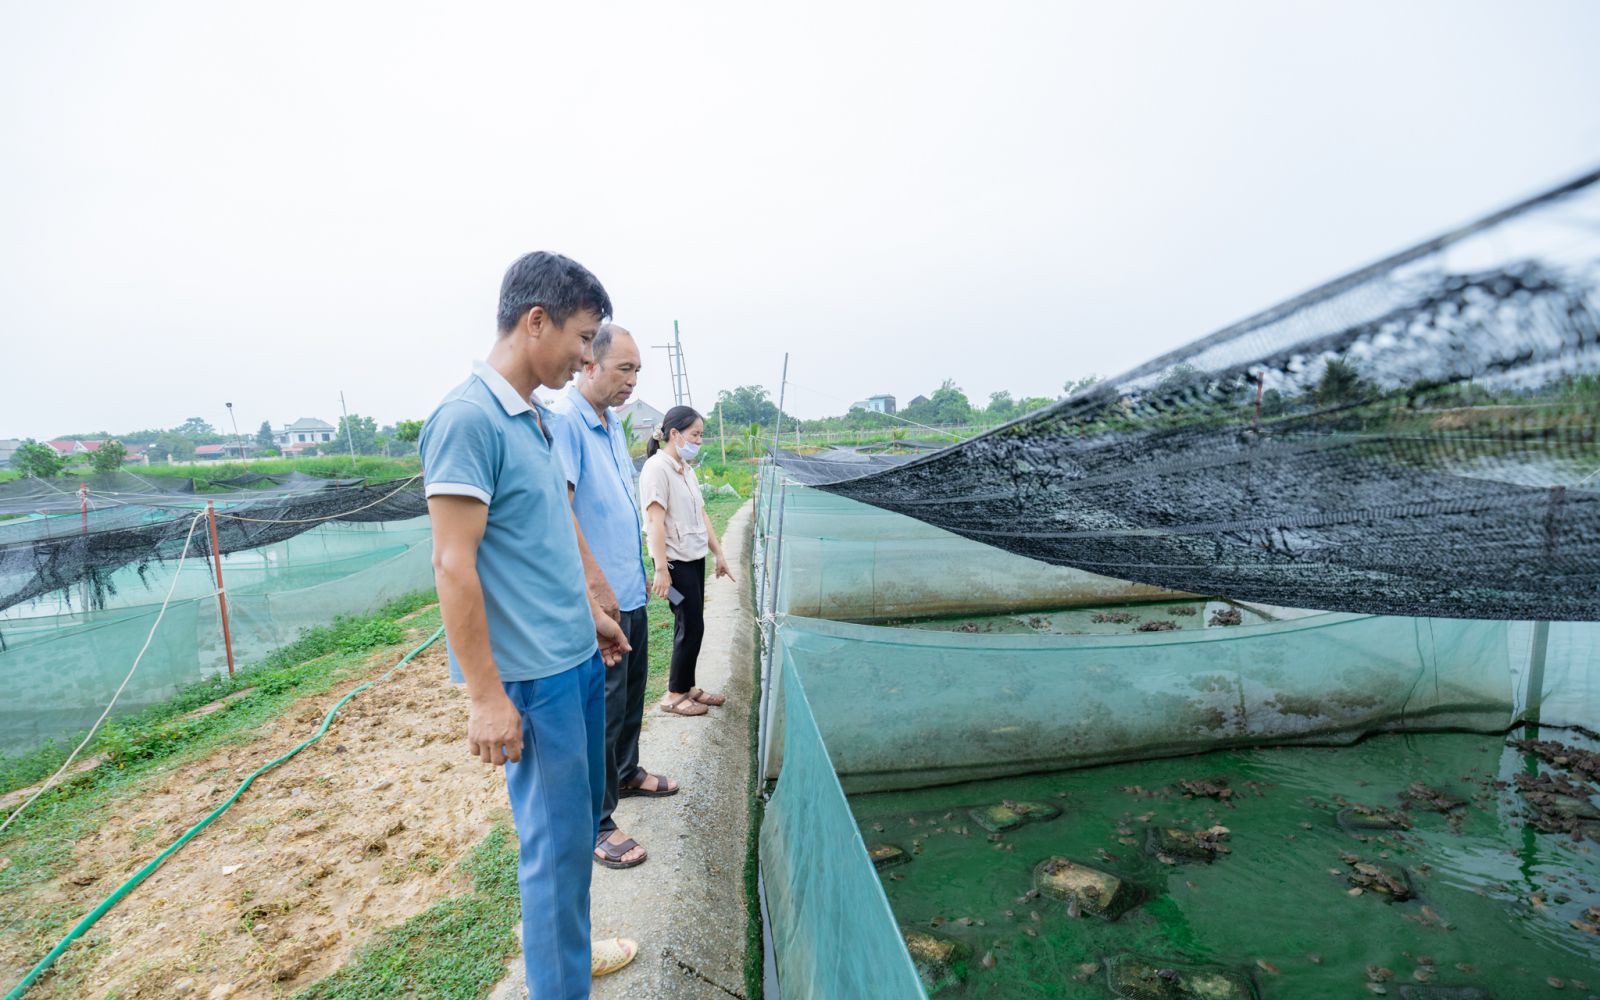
[551,323,679,872]
[421,251,636,998]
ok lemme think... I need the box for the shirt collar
[471,360,534,417]
[561,383,611,431]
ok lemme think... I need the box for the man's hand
[592,582,621,624]
[467,691,523,766]
[596,611,632,667]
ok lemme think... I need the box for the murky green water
[884,601,1278,637]
[850,730,1600,999]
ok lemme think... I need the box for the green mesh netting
[753,468,1600,998]
[0,517,433,755]
[761,654,925,1000]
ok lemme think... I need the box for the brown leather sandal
[688,687,727,707]
[594,834,647,869]
[619,768,679,798]
[660,693,708,717]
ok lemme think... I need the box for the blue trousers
[502,653,606,1000]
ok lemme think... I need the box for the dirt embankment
[1,642,508,999]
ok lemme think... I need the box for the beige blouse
[639,451,709,562]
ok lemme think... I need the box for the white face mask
[679,441,701,461]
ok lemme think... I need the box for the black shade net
[0,479,427,613]
[778,168,1600,620]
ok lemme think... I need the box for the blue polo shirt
[549,384,649,612]
[420,361,597,682]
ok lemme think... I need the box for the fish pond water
[851,730,1600,999]
[882,601,1283,637]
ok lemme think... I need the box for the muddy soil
[0,640,507,999]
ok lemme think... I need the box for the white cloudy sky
[2,1,1598,438]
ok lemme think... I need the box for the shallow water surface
[887,601,1279,637]
[851,731,1600,999]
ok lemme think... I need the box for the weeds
[295,823,520,1000]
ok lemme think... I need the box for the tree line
[9,415,426,477]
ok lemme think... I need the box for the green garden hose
[4,625,445,1000]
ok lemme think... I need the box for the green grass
[294,823,521,1000]
[139,456,421,490]
[743,563,766,1000]
[643,493,745,705]
[11,455,422,492]
[0,593,441,910]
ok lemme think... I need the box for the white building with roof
[274,417,336,453]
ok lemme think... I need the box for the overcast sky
[2,1,1598,439]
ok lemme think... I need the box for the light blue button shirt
[420,361,598,682]
[550,384,649,612]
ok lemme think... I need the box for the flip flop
[594,834,647,869]
[619,768,679,798]
[660,693,708,717]
[592,937,638,977]
[687,687,727,707]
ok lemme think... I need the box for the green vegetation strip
[294,824,520,1000]
[743,562,766,1000]
[4,626,446,1000]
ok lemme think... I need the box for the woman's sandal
[592,937,638,977]
[660,693,708,717]
[619,768,679,798]
[594,834,647,870]
[688,687,727,707]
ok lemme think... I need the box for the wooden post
[206,501,237,676]
[719,409,727,465]
[78,483,89,535]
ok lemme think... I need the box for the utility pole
[225,402,245,463]
[653,320,694,409]
[771,353,789,457]
[339,390,358,466]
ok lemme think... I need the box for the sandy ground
[490,501,755,1000]
[0,635,509,999]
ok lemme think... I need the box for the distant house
[616,399,665,445]
[274,418,336,454]
[45,439,101,458]
[193,443,251,461]
[849,393,897,415]
[905,394,930,410]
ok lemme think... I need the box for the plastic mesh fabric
[759,655,926,1000]
[0,479,427,613]
[0,517,433,754]
[778,169,1600,620]
[771,484,1189,620]
[776,613,1542,794]
[0,472,197,515]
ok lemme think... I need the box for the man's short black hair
[497,251,613,334]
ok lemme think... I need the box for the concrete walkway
[490,501,756,1000]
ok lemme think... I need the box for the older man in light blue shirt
[552,323,679,871]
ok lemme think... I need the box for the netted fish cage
[751,168,1600,999]
[0,478,432,755]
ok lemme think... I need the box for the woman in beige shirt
[640,406,736,717]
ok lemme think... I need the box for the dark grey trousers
[598,605,650,838]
